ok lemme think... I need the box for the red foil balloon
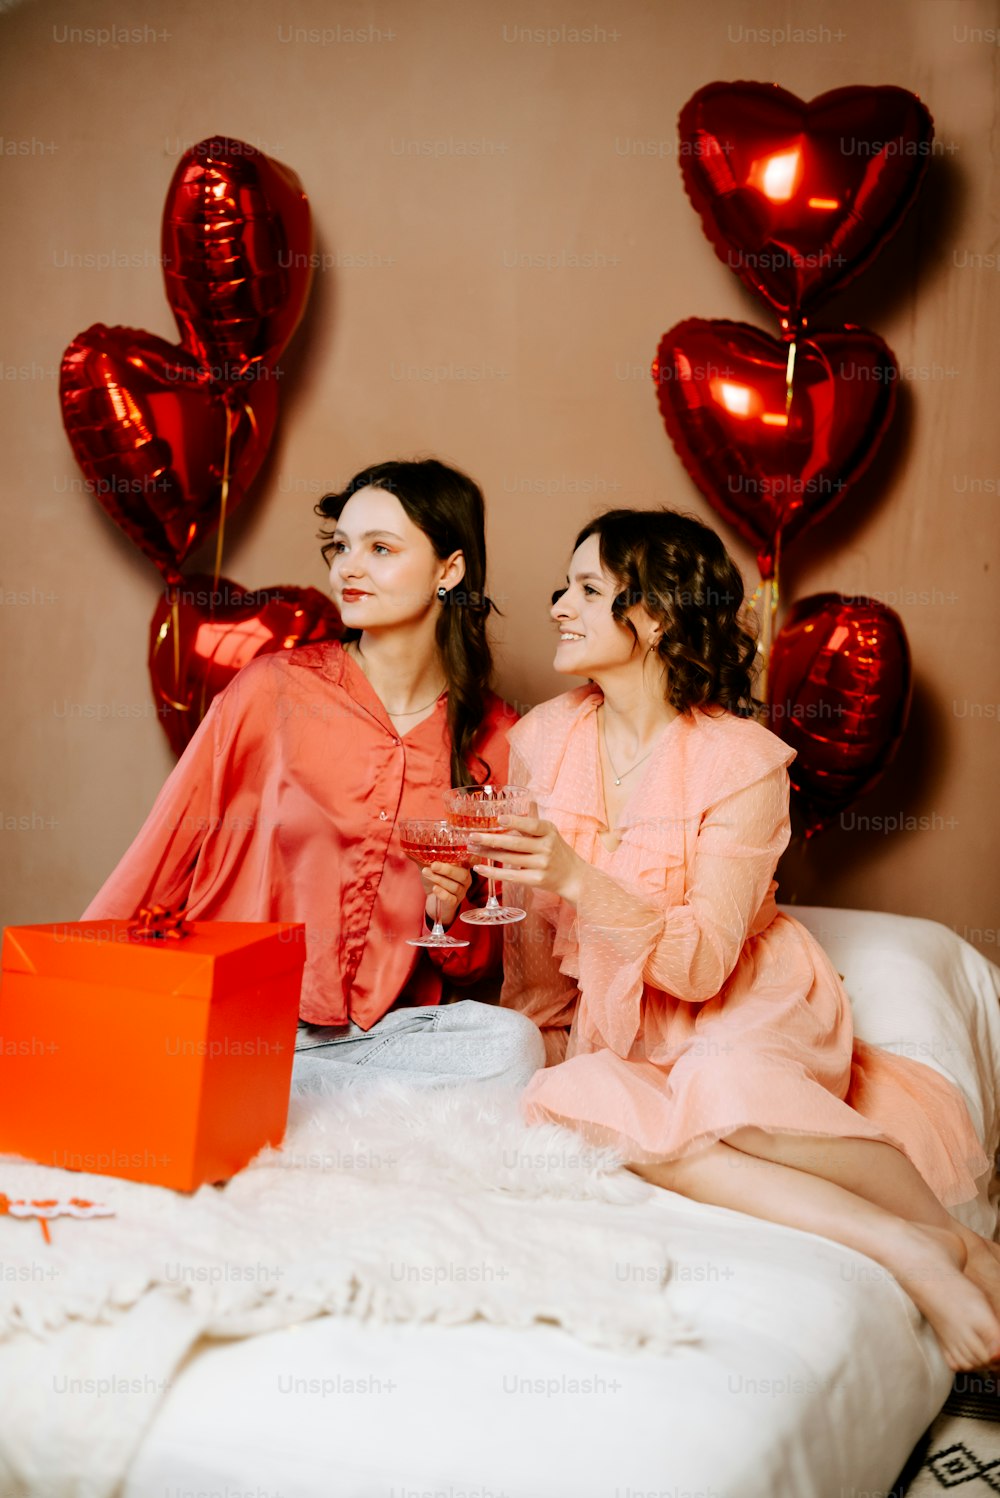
[60,325,278,584]
[678,82,934,326]
[654,318,897,578]
[767,593,911,838]
[162,136,313,383]
[148,574,344,755]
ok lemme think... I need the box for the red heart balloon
[148,574,344,756]
[60,324,278,584]
[766,592,911,838]
[678,82,934,325]
[653,318,897,578]
[162,136,313,383]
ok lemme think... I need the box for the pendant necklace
[599,707,663,786]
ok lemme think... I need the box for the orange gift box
[0,919,306,1191]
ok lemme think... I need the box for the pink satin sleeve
[80,687,234,919]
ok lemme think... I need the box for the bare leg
[724,1127,1000,1316]
[629,1139,1000,1373]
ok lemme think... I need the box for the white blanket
[0,1076,695,1498]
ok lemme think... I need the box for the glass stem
[430,890,446,937]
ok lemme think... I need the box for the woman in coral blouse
[473,506,1000,1373]
[83,458,544,1089]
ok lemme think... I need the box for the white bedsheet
[118,907,1000,1498]
[122,1201,947,1498]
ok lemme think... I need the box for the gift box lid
[0,921,306,1001]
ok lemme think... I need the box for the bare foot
[922,1222,968,1270]
[951,1223,1000,1319]
[950,1220,1000,1266]
[884,1222,1000,1372]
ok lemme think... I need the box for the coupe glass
[398,818,472,948]
[443,784,532,925]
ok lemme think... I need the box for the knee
[498,1006,547,1087]
[458,1002,545,1087]
[725,1126,770,1151]
[627,1157,685,1190]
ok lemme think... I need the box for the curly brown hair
[569,508,762,717]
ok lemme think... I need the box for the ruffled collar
[535,688,696,832]
[520,687,794,834]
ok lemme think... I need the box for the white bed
[112,906,1000,1498]
[1,906,996,1498]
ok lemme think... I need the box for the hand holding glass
[398,818,472,948]
[442,785,532,925]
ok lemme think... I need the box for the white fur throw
[0,1076,696,1498]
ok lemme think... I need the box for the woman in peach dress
[471,506,1000,1373]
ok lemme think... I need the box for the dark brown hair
[315,459,497,785]
[569,507,761,717]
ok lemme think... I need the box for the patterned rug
[897,1374,1000,1496]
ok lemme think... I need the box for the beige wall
[1,0,998,956]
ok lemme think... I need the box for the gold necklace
[348,641,446,716]
[599,707,663,787]
[386,695,445,716]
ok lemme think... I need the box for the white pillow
[783,904,1000,1238]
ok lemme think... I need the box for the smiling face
[551,532,661,679]
[328,485,465,630]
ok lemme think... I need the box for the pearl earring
[437,586,448,601]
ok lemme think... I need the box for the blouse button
[393,737,401,746]
[379,810,388,821]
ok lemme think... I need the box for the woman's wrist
[558,854,586,908]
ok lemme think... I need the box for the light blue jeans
[292,1000,545,1091]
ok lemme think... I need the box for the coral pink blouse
[82,641,515,1028]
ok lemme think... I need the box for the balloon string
[151,605,190,714]
[212,401,235,594]
[760,578,772,704]
[171,586,180,690]
[749,577,767,710]
[784,339,796,418]
[753,539,781,710]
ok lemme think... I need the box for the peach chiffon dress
[499,687,990,1208]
